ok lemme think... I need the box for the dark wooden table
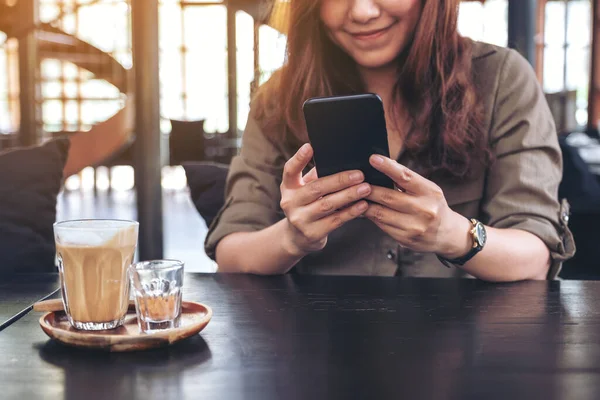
[0,274,60,331]
[1,273,600,400]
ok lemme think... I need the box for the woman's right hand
[280,143,371,256]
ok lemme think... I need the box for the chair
[169,119,207,165]
[558,134,600,279]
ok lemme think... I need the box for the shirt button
[386,250,396,261]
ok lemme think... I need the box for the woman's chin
[351,52,400,71]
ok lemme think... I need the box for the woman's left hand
[364,155,472,259]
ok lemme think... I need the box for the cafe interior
[2,0,600,398]
[1,0,598,276]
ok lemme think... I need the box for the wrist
[280,219,309,259]
[437,212,473,260]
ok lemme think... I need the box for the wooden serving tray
[38,301,212,352]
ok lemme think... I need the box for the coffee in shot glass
[129,260,184,333]
[54,219,139,331]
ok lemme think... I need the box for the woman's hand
[364,155,472,259]
[280,144,372,257]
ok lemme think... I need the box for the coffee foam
[57,222,138,247]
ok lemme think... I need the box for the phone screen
[303,94,394,189]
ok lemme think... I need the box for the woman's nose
[349,0,381,24]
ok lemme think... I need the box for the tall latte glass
[54,220,139,330]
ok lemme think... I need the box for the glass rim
[54,219,139,230]
[130,259,184,272]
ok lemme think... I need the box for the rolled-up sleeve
[204,113,287,260]
[481,49,575,279]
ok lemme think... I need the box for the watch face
[475,222,487,247]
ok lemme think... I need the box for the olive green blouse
[205,41,575,279]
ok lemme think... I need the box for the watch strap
[437,219,484,267]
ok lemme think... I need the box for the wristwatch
[438,218,487,267]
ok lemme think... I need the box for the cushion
[169,119,206,165]
[0,138,70,275]
[182,162,229,227]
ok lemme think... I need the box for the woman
[205,0,574,281]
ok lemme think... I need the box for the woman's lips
[349,23,396,41]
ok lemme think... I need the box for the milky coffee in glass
[54,220,139,330]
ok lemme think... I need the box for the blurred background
[0,0,598,275]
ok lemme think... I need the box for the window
[30,0,288,138]
[543,0,591,126]
[458,0,508,47]
[37,0,129,134]
[157,2,285,134]
[0,34,19,135]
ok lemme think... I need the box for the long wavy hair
[253,0,490,179]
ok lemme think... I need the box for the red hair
[254,0,490,179]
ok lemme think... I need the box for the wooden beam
[536,0,547,83]
[131,0,164,260]
[227,6,238,138]
[16,0,40,146]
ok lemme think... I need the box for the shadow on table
[36,334,212,399]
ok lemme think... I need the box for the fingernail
[300,144,310,156]
[355,201,368,212]
[371,155,384,165]
[349,172,363,182]
[357,184,370,196]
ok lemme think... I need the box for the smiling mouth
[348,22,397,41]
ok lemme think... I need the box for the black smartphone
[302,94,395,189]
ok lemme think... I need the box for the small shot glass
[129,260,184,333]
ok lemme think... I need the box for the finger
[370,218,402,237]
[282,143,313,188]
[369,155,434,195]
[364,203,416,231]
[302,167,318,184]
[295,170,365,206]
[366,186,420,214]
[309,200,368,237]
[369,218,413,246]
[305,182,371,221]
